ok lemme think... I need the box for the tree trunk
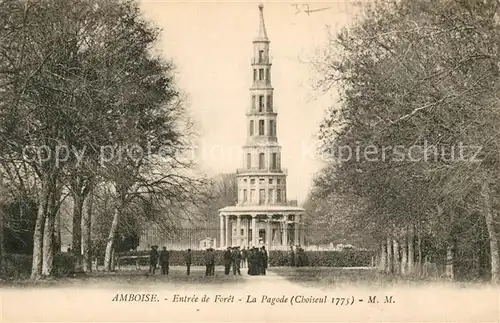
[54,206,61,253]
[41,206,55,277]
[445,244,454,280]
[31,209,45,279]
[0,197,5,278]
[111,248,116,272]
[42,175,60,277]
[72,192,84,256]
[408,226,415,275]
[401,237,408,276]
[386,236,392,273]
[82,184,94,272]
[481,181,499,283]
[417,230,423,277]
[31,175,50,280]
[0,180,6,278]
[104,207,119,272]
[378,241,387,272]
[393,238,400,274]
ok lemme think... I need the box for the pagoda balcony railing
[236,168,287,174]
[251,57,273,65]
[251,80,272,87]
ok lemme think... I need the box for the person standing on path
[257,247,265,275]
[224,247,233,275]
[254,247,263,275]
[298,246,307,267]
[184,249,192,275]
[288,246,295,267]
[208,247,216,276]
[149,246,159,274]
[241,247,248,268]
[247,247,256,275]
[233,247,242,275]
[261,246,268,274]
[204,248,211,276]
[296,245,305,267]
[294,246,300,267]
[159,246,170,275]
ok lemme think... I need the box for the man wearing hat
[149,245,159,274]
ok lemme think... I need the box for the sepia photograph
[0,0,499,322]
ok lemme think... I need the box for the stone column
[251,215,257,246]
[225,215,230,247]
[220,215,225,248]
[299,214,305,246]
[294,216,299,246]
[282,219,288,250]
[236,215,241,246]
[246,217,251,247]
[266,216,272,250]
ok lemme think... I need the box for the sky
[138,1,366,203]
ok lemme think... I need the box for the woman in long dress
[260,246,268,275]
[247,248,255,275]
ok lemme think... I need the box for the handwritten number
[293,3,330,16]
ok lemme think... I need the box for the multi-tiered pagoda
[218,5,305,250]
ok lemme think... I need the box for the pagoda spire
[256,4,269,42]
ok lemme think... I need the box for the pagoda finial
[256,4,269,41]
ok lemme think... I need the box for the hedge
[266,250,373,267]
[1,250,373,278]
[118,250,225,266]
[3,253,78,279]
[117,250,374,267]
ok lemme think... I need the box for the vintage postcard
[0,0,499,322]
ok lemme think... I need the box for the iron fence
[138,227,368,251]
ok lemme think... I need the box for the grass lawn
[0,266,247,289]
[3,265,490,290]
[268,266,487,289]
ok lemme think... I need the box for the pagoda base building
[218,206,305,250]
[218,5,305,250]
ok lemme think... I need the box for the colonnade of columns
[219,213,304,250]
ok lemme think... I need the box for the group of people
[223,247,242,275]
[221,246,268,276]
[148,245,170,275]
[148,244,306,276]
[288,245,307,267]
[245,246,269,276]
[149,246,193,275]
[204,247,216,276]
